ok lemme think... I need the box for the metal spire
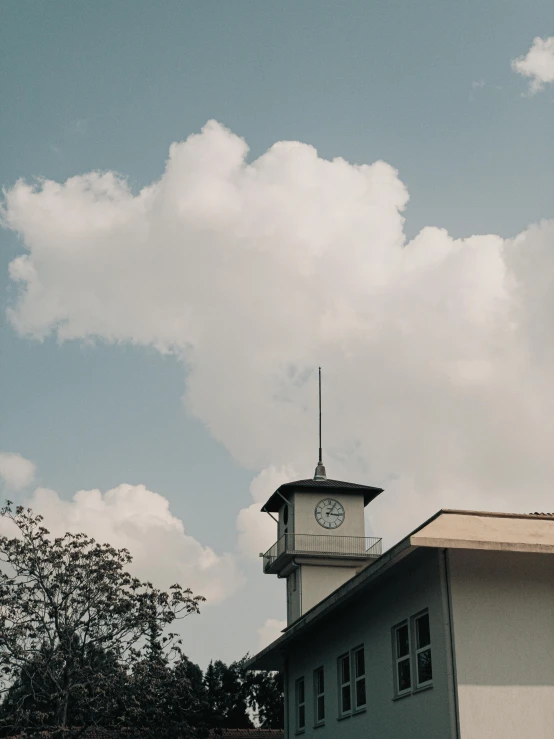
[314,367,327,481]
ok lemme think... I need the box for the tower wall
[286,568,301,623]
[300,564,359,614]
[278,500,293,538]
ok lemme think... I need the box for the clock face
[315,498,345,529]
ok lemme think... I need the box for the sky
[1,1,553,668]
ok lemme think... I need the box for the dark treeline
[0,650,283,738]
[0,503,283,739]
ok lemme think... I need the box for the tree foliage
[204,658,252,730]
[0,502,284,737]
[245,668,284,729]
[0,502,204,738]
[204,657,284,730]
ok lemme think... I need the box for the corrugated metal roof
[279,478,377,489]
[262,478,383,512]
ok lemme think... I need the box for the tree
[121,624,210,738]
[0,641,125,734]
[0,502,204,738]
[245,669,284,729]
[203,656,284,731]
[204,659,252,730]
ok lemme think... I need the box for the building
[248,459,554,738]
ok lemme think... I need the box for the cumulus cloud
[257,618,287,651]
[2,120,554,549]
[14,483,244,604]
[512,36,554,93]
[0,452,36,490]
[237,465,297,558]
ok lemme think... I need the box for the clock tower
[260,372,383,624]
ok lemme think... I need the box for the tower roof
[261,477,383,512]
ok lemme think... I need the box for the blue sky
[1,1,553,666]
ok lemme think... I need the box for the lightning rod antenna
[314,367,327,481]
[319,367,322,464]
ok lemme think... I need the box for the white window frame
[338,652,352,716]
[393,620,412,697]
[413,610,433,689]
[352,645,366,710]
[313,666,325,725]
[295,676,306,731]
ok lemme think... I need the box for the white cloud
[0,452,36,490]
[21,483,244,604]
[257,618,286,651]
[2,121,554,549]
[512,36,554,93]
[237,465,296,559]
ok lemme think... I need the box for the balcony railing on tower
[262,533,382,574]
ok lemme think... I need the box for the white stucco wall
[285,549,456,739]
[300,564,360,614]
[287,569,301,623]
[449,549,554,739]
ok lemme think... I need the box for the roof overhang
[411,508,554,554]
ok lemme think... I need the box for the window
[353,646,366,709]
[338,653,351,714]
[394,622,412,695]
[414,612,433,687]
[295,677,305,731]
[393,611,433,697]
[314,666,325,725]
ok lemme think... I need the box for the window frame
[393,620,412,697]
[352,645,366,711]
[313,666,325,726]
[337,652,352,716]
[295,676,306,732]
[413,610,433,689]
